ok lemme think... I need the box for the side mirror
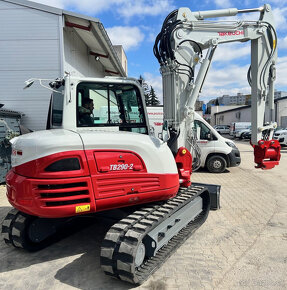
[162,120,170,143]
[23,79,35,89]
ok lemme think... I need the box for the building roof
[3,0,126,76]
[214,95,287,116]
[275,95,287,102]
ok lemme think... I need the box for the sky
[33,0,287,104]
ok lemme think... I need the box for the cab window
[194,120,216,140]
[77,82,147,134]
[51,89,64,126]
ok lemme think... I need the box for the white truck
[147,106,241,173]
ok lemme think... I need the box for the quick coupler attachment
[252,139,281,170]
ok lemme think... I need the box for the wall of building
[113,45,128,75]
[63,27,106,78]
[276,98,287,127]
[0,1,61,130]
[215,107,251,126]
[210,105,244,126]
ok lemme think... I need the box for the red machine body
[6,149,181,218]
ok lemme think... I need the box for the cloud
[213,42,250,63]
[214,0,232,8]
[278,36,287,50]
[140,55,287,104]
[200,54,287,101]
[31,0,64,9]
[273,7,287,29]
[106,26,144,51]
[33,0,175,18]
[143,72,163,103]
[276,56,287,87]
[117,0,175,18]
[267,0,287,6]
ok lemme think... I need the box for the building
[274,91,287,100]
[214,96,287,127]
[0,0,127,131]
[214,105,251,126]
[210,105,245,126]
[195,100,204,111]
[275,96,287,127]
[218,93,249,106]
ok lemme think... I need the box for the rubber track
[100,185,210,284]
[1,208,27,249]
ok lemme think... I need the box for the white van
[147,107,241,173]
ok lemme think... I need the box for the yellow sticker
[75,204,90,213]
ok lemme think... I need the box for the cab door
[194,120,217,166]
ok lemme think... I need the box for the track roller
[100,185,210,284]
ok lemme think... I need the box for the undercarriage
[2,184,212,284]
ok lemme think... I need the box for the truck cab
[147,107,241,173]
[194,115,241,173]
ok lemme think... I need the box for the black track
[1,209,95,252]
[1,208,45,251]
[100,185,210,284]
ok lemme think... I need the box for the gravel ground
[0,141,286,289]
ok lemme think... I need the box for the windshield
[76,82,147,134]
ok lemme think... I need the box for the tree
[148,86,160,106]
[138,75,150,105]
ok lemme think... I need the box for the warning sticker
[75,204,90,213]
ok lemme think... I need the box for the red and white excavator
[1,3,281,284]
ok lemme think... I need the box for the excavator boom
[154,4,281,169]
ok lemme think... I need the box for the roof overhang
[64,13,126,77]
[3,0,126,77]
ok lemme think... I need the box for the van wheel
[206,155,227,173]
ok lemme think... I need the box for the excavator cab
[47,77,150,136]
[76,82,148,134]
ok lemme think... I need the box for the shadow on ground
[194,168,230,174]
[0,208,135,289]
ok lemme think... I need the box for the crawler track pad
[100,185,211,284]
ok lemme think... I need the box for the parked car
[229,122,251,137]
[235,126,251,139]
[230,122,251,136]
[273,128,287,145]
[242,126,284,141]
[213,125,230,134]
[242,129,251,139]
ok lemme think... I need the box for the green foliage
[138,76,161,106]
[139,75,150,105]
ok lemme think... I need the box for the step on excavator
[1,3,281,284]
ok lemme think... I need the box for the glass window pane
[91,88,108,124]
[194,120,211,140]
[52,90,64,126]
[76,82,147,134]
